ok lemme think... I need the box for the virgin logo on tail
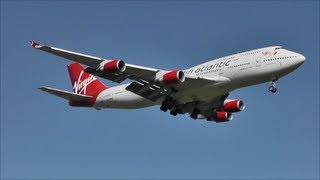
[73,71,97,94]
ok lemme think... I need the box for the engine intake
[160,70,185,84]
[100,60,126,73]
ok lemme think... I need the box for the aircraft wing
[39,86,92,101]
[125,75,230,101]
[31,41,230,102]
[30,41,159,83]
[30,41,102,67]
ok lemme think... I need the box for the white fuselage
[94,46,305,109]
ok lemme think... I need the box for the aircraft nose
[297,53,306,64]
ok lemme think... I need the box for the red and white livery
[31,41,305,122]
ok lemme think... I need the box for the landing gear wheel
[170,110,177,116]
[269,86,277,93]
[190,114,198,119]
[269,79,278,93]
[175,109,182,114]
[167,105,173,111]
[190,109,200,119]
[160,106,168,112]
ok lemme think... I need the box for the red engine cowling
[160,70,185,84]
[223,99,245,112]
[214,111,233,122]
[100,60,126,73]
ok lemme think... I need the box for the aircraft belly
[94,86,156,109]
[109,93,155,109]
[173,85,230,103]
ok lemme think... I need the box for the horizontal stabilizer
[39,86,92,101]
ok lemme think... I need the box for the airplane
[31,41,305,122]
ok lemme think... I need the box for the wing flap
[39,86,92,101]
[125,79,166,101]
[125,75,230,102]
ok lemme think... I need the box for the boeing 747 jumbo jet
[31,41,305,122]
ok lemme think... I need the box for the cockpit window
[275,46,282,50]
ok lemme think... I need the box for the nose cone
[297,53,306,65]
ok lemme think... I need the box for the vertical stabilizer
[67,63,107,106]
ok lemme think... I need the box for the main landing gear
[190,108,200,119]
[269,79,277,93]
[160,96,179,116]
[170,109,178,116]
[160,105,168,112]
[160,105,179,116]
[160,96,186,117]
[188,101,201,120]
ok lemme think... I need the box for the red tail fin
[67,63,107,106]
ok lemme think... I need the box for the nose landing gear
[269,80,277,93]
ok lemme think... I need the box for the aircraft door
[256,57,261,67]
[219,68,225,81]
[219,68,224,76]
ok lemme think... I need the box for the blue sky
[1,1,319,179]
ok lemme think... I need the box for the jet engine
[99,60,126,73]
[223,99,245,112]
[159,70,185,84]
[214,111,233,122]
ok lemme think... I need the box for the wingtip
[38,86,49,91]
[30,40,42,48]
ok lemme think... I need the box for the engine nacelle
[223,99,245,112]
[159,70,185,84]
[99,60,126,73]
[214,111,233,122]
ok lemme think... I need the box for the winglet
[30,40,42,48]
